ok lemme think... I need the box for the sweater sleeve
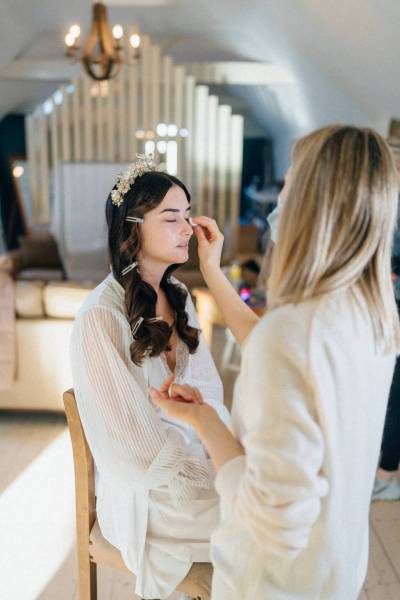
[70,305,214,502]
[215,308,329,558]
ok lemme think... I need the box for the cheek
[161,225,181,245]
[141,224,179,256]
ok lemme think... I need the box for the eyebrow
[159,205,191,214]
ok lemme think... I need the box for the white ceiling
[0,0,399,176]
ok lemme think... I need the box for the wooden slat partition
[183,75,195,188]
[174,65,185,178]
[216,104,232,231]
[106,79,116,161]
[82,75,93,161]
[26,27,244,255]
[229,114,244,258]
[205,95,218,218]
[25,114,39,223]
[38,111,50,223]
[60,86,71,161]
[71,78,81,161]
[193,85,209,215]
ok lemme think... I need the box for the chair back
[63,389,96,537]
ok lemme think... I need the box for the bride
[69,156,231,600]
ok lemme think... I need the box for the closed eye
[165,217,191,223]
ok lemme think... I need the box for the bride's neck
[138,258,167,293]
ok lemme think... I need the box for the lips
[177,242,189,248]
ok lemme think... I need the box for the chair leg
[77,544,97,600]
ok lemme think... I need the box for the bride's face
[138,185,193,265]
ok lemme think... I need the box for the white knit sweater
[211,287,395,600]
[70,273,231,599]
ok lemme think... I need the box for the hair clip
[126,216,144,224]
[121,261,138,276]
[147,315,163,323]
[131,317,144,337]
[131,315,163,338]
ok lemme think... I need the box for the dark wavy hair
[106,170,200,365]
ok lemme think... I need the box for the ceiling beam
[181,62,295,86]
[105,0,177,5]
[0,58,294,88]
[0,59,78,81]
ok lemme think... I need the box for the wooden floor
[0,326,399,600]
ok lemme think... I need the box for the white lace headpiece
[111,154,159,207]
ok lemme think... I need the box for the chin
[171,250,189,264]
[160,254,188,268]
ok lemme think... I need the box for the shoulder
[245,298,318,354]
[242,293,340,377]
[73,275,129,340]
[243,289,368,373]
[71,306,128,354]
[249,289,357,348]
[76,273,126,319]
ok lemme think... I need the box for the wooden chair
[63,389,212,600]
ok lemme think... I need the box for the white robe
[70,273,231,599]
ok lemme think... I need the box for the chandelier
[64,2,141,81]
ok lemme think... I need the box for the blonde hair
[268,125,400,354]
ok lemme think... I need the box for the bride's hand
[191,216,224,272]
[150,374,204,404]
[149,375,217,428]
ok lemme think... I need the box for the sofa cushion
[43,281,94,319]
[16,268,64,282]
[15,281,45,317]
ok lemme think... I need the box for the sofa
[0,278,93,411]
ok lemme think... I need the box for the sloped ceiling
[0,0,399,176]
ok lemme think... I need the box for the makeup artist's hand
[149,375,218,429]
[150,375,245,471]
[151,374,203,404]
[191,216,224,272]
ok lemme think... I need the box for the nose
[180,217,193,237]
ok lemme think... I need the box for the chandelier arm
[66,1,137,81]
[98,7,118,57]
[82,56,111,81]
[82,5,99,61]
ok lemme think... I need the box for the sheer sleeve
[70,305,214,501]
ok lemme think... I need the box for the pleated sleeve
[70,305,214,501]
